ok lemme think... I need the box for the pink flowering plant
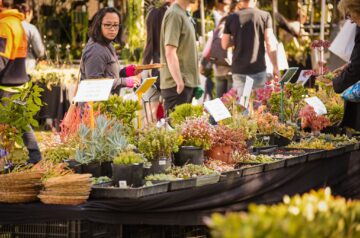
[180,117,215,150]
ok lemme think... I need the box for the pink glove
[125,76,139,88]
[125,64,136,77]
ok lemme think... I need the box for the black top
[142,3,170,65]
[224,8,272,75]
[333,26,360,131]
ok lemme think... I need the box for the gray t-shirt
[224,8,272,75]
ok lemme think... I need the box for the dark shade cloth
[333,26,360,131]
[0,151,359,225]
[37,84,70,121]
[224,8,272,75]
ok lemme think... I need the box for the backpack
[204,27,230,67]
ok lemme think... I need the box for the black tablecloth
[0,151,359,225]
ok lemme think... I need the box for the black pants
[161,86,194,115]
[0,90,42,164]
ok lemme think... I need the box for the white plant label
[204,98,231,122]
[74,79,114,102]
[239,76,254,108]
[304,96,327,115]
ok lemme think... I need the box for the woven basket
[40,191,90,197]
[0,171,43,181]
[38,195,88,206]
[0,192,39,203]
[44,187,91,194]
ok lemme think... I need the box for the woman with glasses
[80,7,140,93]
[333,0,360,131]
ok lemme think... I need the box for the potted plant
[207,125,248,164]
[112,150,146,187]
[75,115,128,177]
[169,103,203,126]
[174,117,214,166]
[299,105,331,135]
[137,126,182,174]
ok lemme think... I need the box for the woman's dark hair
[88,7,122,45]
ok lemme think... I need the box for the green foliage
[168,164,218,179]
[75,115,128,164]
[137,126,182,161]
[206,188,360,238]
[145,173,178,181]
[232,152,275,164]
[169,103,204,126]
[269,83,307,123]
[94,95,141,129]
[113,150,145,165]
[123,0,144,61]
[327,104,344,125]
[225,114,258,140]
[42,145,76,164]
[0,83,43,148]
[92,176,111,185]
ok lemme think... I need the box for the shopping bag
[342,81,360,102]
[329,20,357,62]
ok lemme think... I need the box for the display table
[0,150,359,226]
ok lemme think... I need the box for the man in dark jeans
[160,0,199,113]
[0,0,41,164]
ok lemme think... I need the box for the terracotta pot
[207,145,233,164]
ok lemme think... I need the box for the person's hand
[125,76,141,88]
[333,64,348,75]
[273,67,280,80]
[176,81,185,94]
[133,74,142,86]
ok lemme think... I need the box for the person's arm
[221,33,232,49]
[333,41,360,93]
[30,25,45,59]
[165,45,184,94]
[0,23,12,72]
[265,28,280,79]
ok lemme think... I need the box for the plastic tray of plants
[90,181,169,199]
[234,154,283,173]
[260,147,327,164]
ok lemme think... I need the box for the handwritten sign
[74,79,114,102]
[204,98,231,122]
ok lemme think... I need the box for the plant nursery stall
[1,67,360,237]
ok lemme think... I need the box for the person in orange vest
[0,0,41,164]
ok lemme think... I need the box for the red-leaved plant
[212,125,247,153]
[299,105,331,133]
[256,79,281,103]
[181,117,215,150]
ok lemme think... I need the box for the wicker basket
[0,192,38,203]
[39,173,92,206]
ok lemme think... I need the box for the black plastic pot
[273,134,292,147]
[101,161,112,178]
[64,160,82,174]
[174,146,204,166]
[148,157,171,174]
[111,163,144,187]
[82,162,101,177]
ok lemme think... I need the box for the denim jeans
[232,71,267,98]
[0,90,42,164]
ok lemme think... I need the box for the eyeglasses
[102,23,121,30]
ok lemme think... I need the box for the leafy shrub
[113,151,145,165]
[169,103,203,126]
[181,117,214,150]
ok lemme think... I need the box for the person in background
[0,0,41,164]
[213,0,230,26]
[142,0,174,123]
[333,0,360,131]
[221,0,279,99]
[80,7,140,94]
[15,3,45,70]
[160,0,199,113]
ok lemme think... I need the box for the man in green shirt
[160,0,199,113]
